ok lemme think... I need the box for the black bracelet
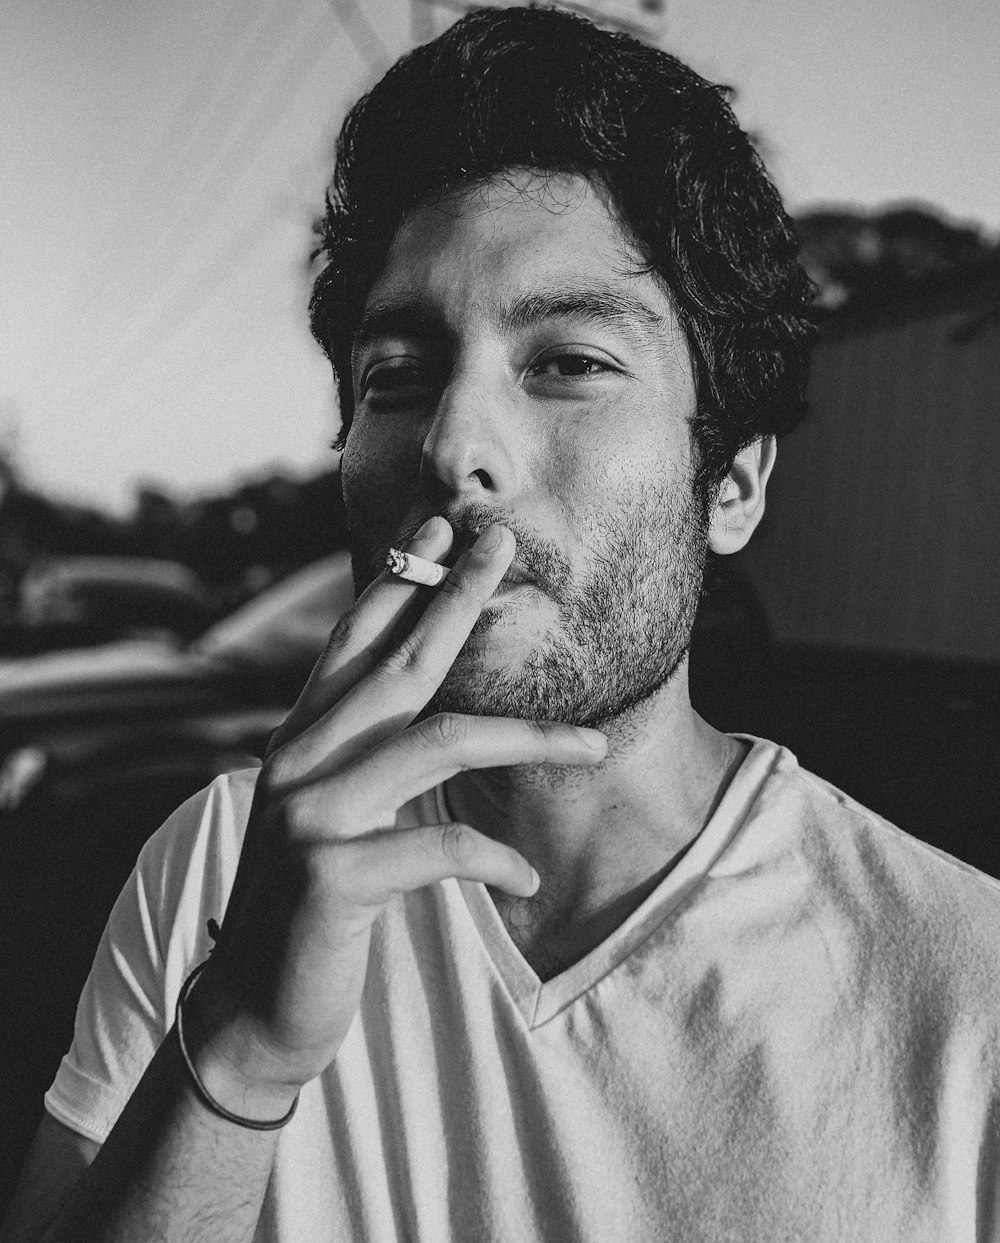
[174,961,299,1132]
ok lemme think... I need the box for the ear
[707,435,776,556]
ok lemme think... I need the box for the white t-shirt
[46,737,1000,1242]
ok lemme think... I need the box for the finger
[334,821,540,902]
[386,523,517,695]
[272,526,517,783]
[273,516,455,750]
[289,714,608,830]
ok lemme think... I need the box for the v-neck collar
[427,736,782,1028]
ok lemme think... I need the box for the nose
[419,366,517,501]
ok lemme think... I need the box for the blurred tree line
[797,203,1000,309]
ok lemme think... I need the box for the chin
[419,632,690,730]
[419,646,540,721]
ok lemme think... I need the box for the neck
[444,662,748,980]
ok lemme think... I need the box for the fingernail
[579,729,607,752]
[411,516,442,544]
[478,526,504,553]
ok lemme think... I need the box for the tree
[796,205,999,308]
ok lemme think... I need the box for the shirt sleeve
[44,768,259,1144]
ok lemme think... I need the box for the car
[0,551,355,825]
[6,556,214,654]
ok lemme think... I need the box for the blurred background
[2,0,999,1208]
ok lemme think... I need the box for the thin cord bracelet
[174,961,299,1132]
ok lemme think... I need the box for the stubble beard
[417,485,709,731]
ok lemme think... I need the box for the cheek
[341,419,418,527]
[532,413,599,503]
[536,416,675,522]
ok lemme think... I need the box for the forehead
[361,171,678,331]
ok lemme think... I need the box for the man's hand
[182,517,607,1119]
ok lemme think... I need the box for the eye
[526,351,616,380]
[360,358,437,403]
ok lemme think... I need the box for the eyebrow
[496,287,669,338]
[353,301,444,360]
[353,284,670,358]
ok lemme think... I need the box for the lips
[500,563,534,586]
[442,537,537,588]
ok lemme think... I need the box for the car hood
[0,640,240,723]
[1,639,186,688]
[0,553,353,730]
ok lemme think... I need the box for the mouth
[441,536,537,590]
[486,565,540,610]
[499,562,534,587]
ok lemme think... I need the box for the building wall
[739,277,1000,662]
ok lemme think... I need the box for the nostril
[471,468,493,488]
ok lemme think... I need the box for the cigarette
[386,547,450,587]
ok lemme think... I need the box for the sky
[2,0,998,513]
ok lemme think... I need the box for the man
[4,8,999,1241]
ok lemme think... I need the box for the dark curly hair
[309,5,816,500]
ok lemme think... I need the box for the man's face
[342,171,707,729]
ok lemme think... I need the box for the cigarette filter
[386,547,449,587]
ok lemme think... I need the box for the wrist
[176,964,301,1126]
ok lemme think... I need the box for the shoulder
[39,769,263,1148]
[769,743,999,905]
[737,736,1000,896]
[123,765,262,973]
[731,738,1000,1010]
[136,767,260,897]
